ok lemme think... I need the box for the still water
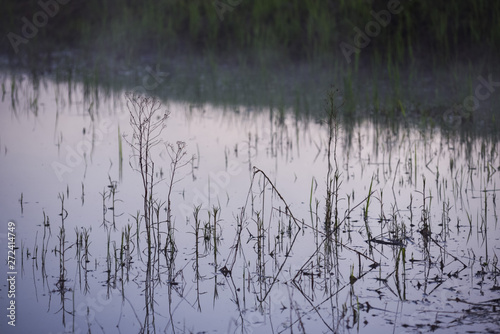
[0,68,499,334]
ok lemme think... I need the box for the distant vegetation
[2,0,499,64]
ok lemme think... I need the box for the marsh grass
[124,92,169,249]
[3,1,499,65]
[165,140,190,254]
[324,87,342,236]
[118,125,123,181]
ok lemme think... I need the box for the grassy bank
[2,0,499,64]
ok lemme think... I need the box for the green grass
[2,0,499,64]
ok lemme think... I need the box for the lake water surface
[0,65,499,333]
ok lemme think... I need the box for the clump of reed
[324,87,341,238]
[123,92,190,310]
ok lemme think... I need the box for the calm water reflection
[0,69,499,333]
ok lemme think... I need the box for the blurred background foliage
[2,0,499,64]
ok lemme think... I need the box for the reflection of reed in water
[55,192,70,326]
